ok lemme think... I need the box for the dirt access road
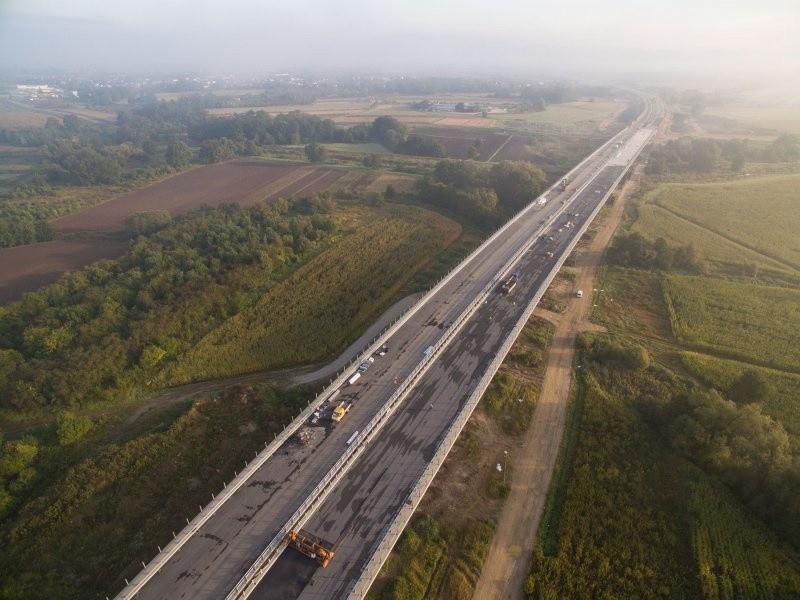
[472,169,640,599]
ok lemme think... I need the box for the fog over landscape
[3,0,800,599]
[2,0,798,83]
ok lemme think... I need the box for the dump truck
[331,402,352,422]
[500,272,520,295]
[286,529,335,567]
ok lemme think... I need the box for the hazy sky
[1,0,798,83]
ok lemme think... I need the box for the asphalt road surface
[258,166,630,600]
[121,108,655,600]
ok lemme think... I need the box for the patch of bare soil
[0,239,127,304]
[50,161,347,233]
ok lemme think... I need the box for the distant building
[14,84,63,101]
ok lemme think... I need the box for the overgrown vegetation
[0,384,309,599]
[0,195,459,413]
[378,516,495,600]
[528,168,800,598]
[645,135,799,176]
[166,205,458,383]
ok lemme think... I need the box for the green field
[0,147,42,187]
[322,142,392,154]
[0,106,50,129]
[528,372,700,598]
[663,275,800,371]
[654,174,800,270]
[703,104,800,135]
[631,202,792,276]
[492,100,621,131]
[529,163,800,597]
[689,477,800,599]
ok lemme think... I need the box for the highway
[260,166,632,600]
[117,94,660,600]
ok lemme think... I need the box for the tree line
[0,198,338,413]
[416,158,547,227]
[606,231,700,272]
[646,135,799,175]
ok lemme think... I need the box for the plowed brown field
[0,240,127,304]
[51,161,347,233]
[2,161,356,303]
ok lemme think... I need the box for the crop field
[430,116,496,128]
[406,127,590,169]
[663,275,800,371]
[680,351,800,436]
[409,127,510,160]
[491,100,622,133]
[0,146,41,185]
[0,103,51,128]
[631,202,793,275]
[2,162,402,302]
[50,161,349,233]
[321,142,393,155]
[702,104,800,135]
[208,98,443,128]
[332,170,416,194]
[653,174,800,270]
[491,135,539,163]
[689,478,800,598]
[0,239,128,304]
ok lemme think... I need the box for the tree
[56,411,93,445]
[198,138,236,163]
[689,138,719,171]
[370,116,407,150]
[434,160,481,189]
[363,154,382,168]
[304,143,327,163]
[729,370,771,405]
[62,113,82,133]
[165,140,193,169]
[125,210,172,236]
[399,135,445,157]
[489,161,546,211]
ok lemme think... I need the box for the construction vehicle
[286,529,335,567]
[500,272,519,295]
[331,402,352,422]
